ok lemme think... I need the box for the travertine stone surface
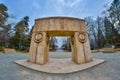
[29,16,93,65]
[28,33,38,63]
[15,58,105,73]
[73,32,86,64]
[33,17,85,32]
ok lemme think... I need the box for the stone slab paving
[15,58,104,73]
[0,52,120,80]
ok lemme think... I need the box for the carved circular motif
[34,33,43,43]
[78,32,87,43]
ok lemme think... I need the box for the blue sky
[0,0,111,28]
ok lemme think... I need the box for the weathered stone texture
[29,17,93,65]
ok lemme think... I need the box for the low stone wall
[103,48,115,53]
[91,49,104,53]
[4,48,16,54]
[114,48,120,51]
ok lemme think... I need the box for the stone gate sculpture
[28,17,93,65]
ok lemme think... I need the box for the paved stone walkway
[0,52,120,80]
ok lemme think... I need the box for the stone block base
[15,58,105,74]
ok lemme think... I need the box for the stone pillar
[70,36,76,62]
[28,33,38,63]
[83,33,92,62]
[72,32,92,64]
[28,32,49,64]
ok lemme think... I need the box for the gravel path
[0,52,120,80]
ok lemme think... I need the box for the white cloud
[57,0,66,6]
[32,1,41,9]
[24,0,110,28]
[66,0,83,8]
[56,0,83,7]
[41,0,84,17]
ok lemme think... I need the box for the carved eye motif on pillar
[78,32,87,43]
[34,32,43,43]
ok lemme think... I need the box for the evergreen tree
[108,0,120,32]
[0,3,9,26]
[0,3,11,47]
[9,16,29,50]
[104,16,119,47]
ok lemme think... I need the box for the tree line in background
[0,3,30,51]
[54,0,120,50]
[85,0,120,49]
[0,0,120,51]
[49,37,71,51]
